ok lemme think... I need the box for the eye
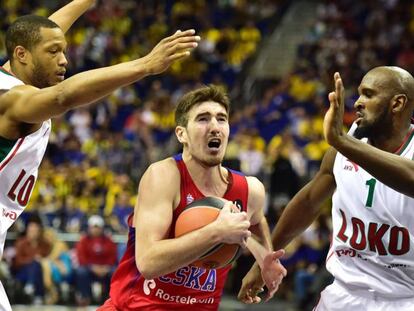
[363,90,373,98]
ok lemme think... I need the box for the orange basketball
[175,197,241,269]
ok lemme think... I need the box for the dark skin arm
[238,147,337,303]
[325,72,414,198]
[0,30,199,125]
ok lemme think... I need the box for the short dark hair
[175,85,230,127]
[6,15,60,60]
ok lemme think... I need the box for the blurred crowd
[0,0,413,308]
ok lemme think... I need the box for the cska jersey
[108,154,249,310]
[0,68,51,258]
[326,123,414,298]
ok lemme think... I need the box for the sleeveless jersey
[108,154,249,310]
[326,123,414,298]
[0,68,51,258]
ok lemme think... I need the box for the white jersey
[326,123,414,299]
[0,69,51,258]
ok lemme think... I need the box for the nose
[209,117,220,133]
[354,96,363,110]
[59,52,68,67]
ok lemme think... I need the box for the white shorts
[0,281,11,311]
[313,280,414,311]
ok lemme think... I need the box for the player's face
[354,72,393,139]
[29,27,68,88]
[182,101,229,167]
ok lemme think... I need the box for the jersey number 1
[365,178,376,208]
[8,169,35,207]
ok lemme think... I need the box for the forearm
[136,223,222,279]
[48,0,95,33]
[60,58,149,107]
[334,135,414,197]
[250,216,272,251]
[272,178,333,250]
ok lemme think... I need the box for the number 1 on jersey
[365,178,376,208]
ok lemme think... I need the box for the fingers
[238,288,263,304]
[271,249,285,259]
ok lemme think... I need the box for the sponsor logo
[186,194,194,205]
[2,209,17,221]
[143,279,156,295]
[154,288,215,305]
[343,159,359,172]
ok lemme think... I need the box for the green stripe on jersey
[0,136,17,163]
[396,128,414,156]
[0,67,14,77]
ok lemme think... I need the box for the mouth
[56,71,66,81]
[355,112,364,124]
[207,138,221,151]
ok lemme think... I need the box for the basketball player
[239,66,414,310]
[0,8,199,311]
[98,85,287,311]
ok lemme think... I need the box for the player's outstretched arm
[325,72,414,198]
[238,148,336,303]
[2,0,96,71]
[1,30,200,124]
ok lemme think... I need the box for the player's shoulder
[246,175,264,190]
[144,157,180,181]
[0,84,38,113]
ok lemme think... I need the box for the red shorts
[97,298,118,311]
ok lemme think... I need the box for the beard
[353,106,390,139]
[31,61,52,88]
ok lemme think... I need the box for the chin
[204,155,223,167]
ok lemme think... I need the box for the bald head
[366,66,414,106]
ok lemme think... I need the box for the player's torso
[328,127,414,298]
[0,69,51,249]
[110,154,249,310]
[0,120,51,233]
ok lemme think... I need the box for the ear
[391,94,407,113]
[14,46,29,65]
[175,126,187,144]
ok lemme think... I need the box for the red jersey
[107,154,249,310]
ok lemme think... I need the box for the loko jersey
[326,123,414,299]
[108,154,249,310]
[0,68,51,258]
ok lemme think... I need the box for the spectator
[74,215,117,306]
[11,218,51,304]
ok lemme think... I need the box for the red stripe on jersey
[0,138,25,172]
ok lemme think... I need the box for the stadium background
[1,0,413,310]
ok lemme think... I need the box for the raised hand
[144,29,200,75]
[324,72,345,147]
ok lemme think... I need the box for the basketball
[175,197,242,269]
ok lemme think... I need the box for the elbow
[135,256,159,280]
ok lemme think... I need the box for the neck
[369,119,413,153]
[10,64,30,85]
[182,152,229,197]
